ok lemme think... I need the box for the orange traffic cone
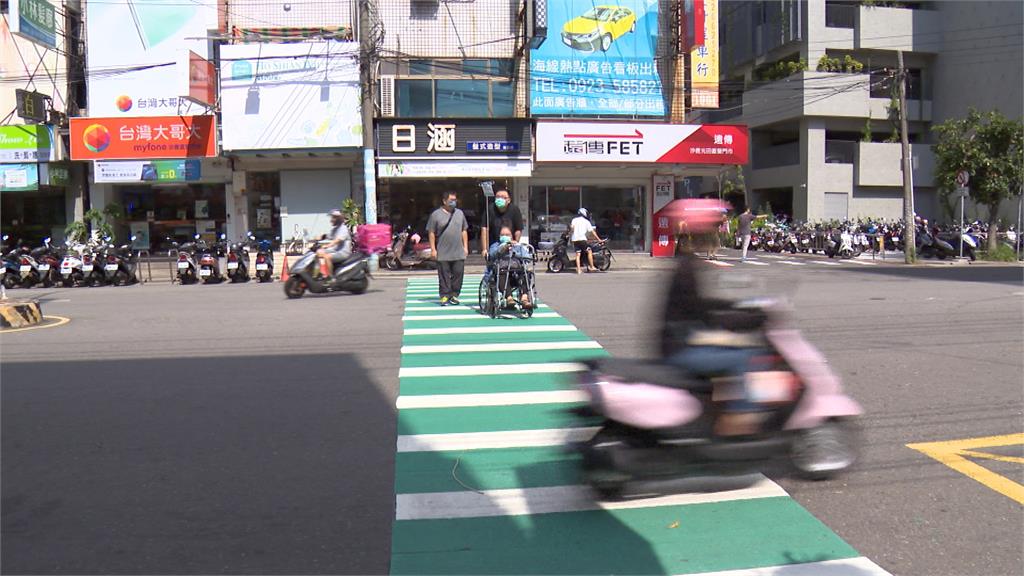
[280,253,289,281]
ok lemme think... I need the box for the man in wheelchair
[486,225,535,310]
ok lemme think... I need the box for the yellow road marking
[907,433,1024,505]
[0,315,70,333]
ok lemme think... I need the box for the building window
[870,68,924,100]
[394,58,516,118]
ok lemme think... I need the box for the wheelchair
[478,244,538,318]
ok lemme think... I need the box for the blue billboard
[530,1,665,116]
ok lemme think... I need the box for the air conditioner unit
[380,75,395,118]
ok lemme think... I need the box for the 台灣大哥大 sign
[69,116,217,160]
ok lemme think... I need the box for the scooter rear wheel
[383,254,401,270]
[791,419,859,480]
[349,277,369,294]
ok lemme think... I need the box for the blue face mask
[446,199,457,209]
[494,198,508,209]
[499,235,512,244]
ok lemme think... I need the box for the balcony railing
[826,3,857,29]
[753,142,800,170]
[825,140,856,164]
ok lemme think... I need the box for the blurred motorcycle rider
[659,200,769,435]
[317,209,352,278]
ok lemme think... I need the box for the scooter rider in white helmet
[317,209,352,278]
[570,207,606,274]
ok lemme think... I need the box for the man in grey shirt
[737,207,763,262]
[427,191,469,305]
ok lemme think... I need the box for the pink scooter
[573,318,863,499]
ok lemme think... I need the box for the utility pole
[898,50,916,263]
[359,0,378,269]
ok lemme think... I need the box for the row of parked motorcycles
[737,220,1019,261]
[2,234,140,289]
[172,233,276,284]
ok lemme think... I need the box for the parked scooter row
[171,233,276,284]
[2,235,139,288]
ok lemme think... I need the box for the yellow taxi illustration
[561,6,637,52]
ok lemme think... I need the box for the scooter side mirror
[220,233,226,240]
[194,234,201,240]
[131,235,138,241]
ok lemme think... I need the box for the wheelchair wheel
[477,278,488,313]
[487,284,499,318]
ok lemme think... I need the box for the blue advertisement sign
[530,0,665,116]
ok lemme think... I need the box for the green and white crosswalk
[391,276,889,575]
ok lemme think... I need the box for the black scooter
[546,230,612,273]
[252,234,276,283]
[283,241,371,298]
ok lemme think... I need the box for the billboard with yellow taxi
[530,1,664,116]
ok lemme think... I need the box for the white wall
[379,0,518,58]
[228,0,354,30]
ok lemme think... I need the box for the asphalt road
[2,255,1022,575]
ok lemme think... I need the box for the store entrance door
[529,185,645,252]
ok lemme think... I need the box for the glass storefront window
[436,80,490,118]
[397,79,433,117]
[529,185,645,252]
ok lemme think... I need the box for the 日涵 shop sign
[69,116,217,160]
[535,121,748,164]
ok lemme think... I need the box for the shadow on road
[829,263,1023,285]
[2,353,395,575]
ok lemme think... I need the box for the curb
[0,299,43,329]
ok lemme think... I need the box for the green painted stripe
[397,403,597,435]
[395,446,582,494]
[403,317,575,329]
[391,496,860,575]
[399,372,575,396]
[400,348,607,368]
[403,307,489,316]
[402,330,593,346]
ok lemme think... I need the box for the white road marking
[396,390,588,409]
[401,340,602,355]
[706,260,734,267]
[404,324,575,336]
[395,476,788,520]
[402,312,561,321]
[396,427,600,452]
[778,260,806,266]
[685,557,891,576]
[845,259,877,265]
[742,260,770,266]
[813,260,843,266]
[399,362,584,378]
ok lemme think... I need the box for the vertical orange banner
[690,0,719,108]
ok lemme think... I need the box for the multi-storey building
[694,0,1023,222]
[1,0,85,245]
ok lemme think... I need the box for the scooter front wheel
[547,257,564,273]
[284,276,307,299]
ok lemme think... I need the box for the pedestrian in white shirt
[570,208,607,274]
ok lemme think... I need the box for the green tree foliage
[932,108,1024,251]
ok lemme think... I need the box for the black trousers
[437,259,465,298]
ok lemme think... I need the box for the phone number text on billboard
[535,78,662,96]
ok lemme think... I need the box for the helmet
[578,208,589,218]
[328,209,343,218]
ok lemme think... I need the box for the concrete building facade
[696,0,1023,223]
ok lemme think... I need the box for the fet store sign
[70,116,217,160]
[535,122,748,165]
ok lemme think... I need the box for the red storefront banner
[535,122,748,165]
[69,116,217,160]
